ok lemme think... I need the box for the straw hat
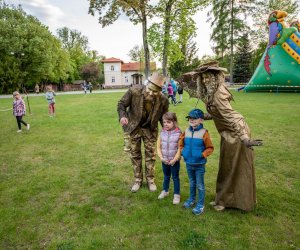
[195,61,227,73]
[148,72,165,92]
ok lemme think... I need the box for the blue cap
[186,109,204,119]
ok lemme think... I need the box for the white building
[102,57,156,88]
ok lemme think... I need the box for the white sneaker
[173,194,181,205]
[27,124,30,130]
[158,190,169,199]
[131,182,141,193]
[17,130,22,133]
[148,182,157,192]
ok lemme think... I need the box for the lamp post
[10,51,32,114]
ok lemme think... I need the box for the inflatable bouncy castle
[244,11,300,92]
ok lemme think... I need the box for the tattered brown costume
[117,82,169,186]
[180,62,256,211]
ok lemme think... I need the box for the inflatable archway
[244,11,300,92]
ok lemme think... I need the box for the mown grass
[0,91,299,249]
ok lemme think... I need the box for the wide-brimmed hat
[148,72,165,92]
[195,61,227,74]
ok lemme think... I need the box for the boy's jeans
[186,164,205,207]
[162,161,180,195]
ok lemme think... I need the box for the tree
[80,62,100,83]
[89,0,154,78]
[56,27,91,81]
[148,0,206,76]
[208,0,253,83]
[128,45,145,62]
[0,2,71,93]
[168,38,201,79]
[232,34,252,83]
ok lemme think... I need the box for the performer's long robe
[207,83,256,211]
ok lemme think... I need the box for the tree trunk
[162,1,173,77]
[141,3,150,79]
[229,0,234,83]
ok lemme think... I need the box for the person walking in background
[89,82,93,93]
[167,83,177,105]
[177,84,183,103]
[45,85,56,117]
[12,91,30,133]
[162,82,168,97]
[170,78,178,103]
[179,108,214,215]
[157,112,182,205]
[35,84,39,95]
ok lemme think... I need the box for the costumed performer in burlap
[117,72,169,193]
[179,61,263,212]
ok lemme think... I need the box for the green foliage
[80,62,100,83]
[88,0,154,78]
[0,91,299,249]
[233,34,253,83]
[127,45,145,62]
[57,27,93,81]
[0,3,71,93]
[148,0,205,76]
[208,0,253,82]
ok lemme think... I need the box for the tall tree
[128,45,145,62]
[148,0,205,76]
[208,0,253,83]
[232,34,252,83]
[56,27,91,81]
[0,2,71,93]
[88,0,154,78]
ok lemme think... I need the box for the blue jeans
[162,161,180,195]
[186,164,205,207]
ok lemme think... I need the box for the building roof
[121,62,156,71]
[101,57,124,63]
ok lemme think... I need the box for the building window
[111,65,114,71]
[125,76,128,83]
[111,76,115,83]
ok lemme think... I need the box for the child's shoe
[192,204,204,215]
[183,199,195,209]
[131,182,141,193]
[173,194,180,205]
[158,190,169,199]
[17,130,22,133]
[27,124,30,130]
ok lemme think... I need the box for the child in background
[12,91,30,133]
[157,112,182,205]
[179,108,214,215]
[45,86,56,117]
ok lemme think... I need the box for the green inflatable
[244,11,300,92]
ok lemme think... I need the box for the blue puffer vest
[182,124,207,166]
[160,128,182,161]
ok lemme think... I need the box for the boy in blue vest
[179,108,214,215]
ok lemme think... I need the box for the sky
[7,0,300,64]
[7,0,214,63]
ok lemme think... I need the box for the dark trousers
[16,116,27,129]
[162,161,180,194]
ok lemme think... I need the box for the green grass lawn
[0,91,299,249]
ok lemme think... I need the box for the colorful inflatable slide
[244,11,300,92]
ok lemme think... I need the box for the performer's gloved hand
[242,139,263,148]
[204,113,213,120]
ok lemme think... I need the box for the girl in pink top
[12,91,30,133]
